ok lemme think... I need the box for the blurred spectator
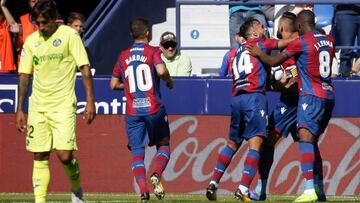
[352,57,360,76]
[159,31,192,77]
[228,0,267,48]
[1,0,38,65]
[333,4,360,77]
[0,7,16,72]
[67,12,85,35]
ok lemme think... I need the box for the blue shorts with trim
[228,93,268,143]
[125,107,170,150]
[297,95,334,137]
[269,99,298,141]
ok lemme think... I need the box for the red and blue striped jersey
[218,48,237,77]
[112,43,164,116]
[283,32,335,99]
[232,38,278,96]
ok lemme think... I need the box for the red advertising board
[0,114,359,195]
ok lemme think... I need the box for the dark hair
[31,0,58,21]
[130,17,150,39]
[238,19,260,40]
[68,12,85,24]
[296,10,316,27]
[281,12,297,32]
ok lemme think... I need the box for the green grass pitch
[0,193,359,202]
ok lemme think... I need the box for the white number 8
[125,64,153,93]
[319,51,331,78]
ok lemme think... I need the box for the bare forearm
[17,74,30,112]
[1,5,16,25]
[80,66,95,102]
[259,52,287,67]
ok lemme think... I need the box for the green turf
[0,193,359,203]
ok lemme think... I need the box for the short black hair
[31,0,58,21]
[296,10,316,27]
[130,17,150,39]
[280,12,297,32]
[238,19,260,40]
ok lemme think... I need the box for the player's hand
[15,110,26,133]
[166,78,173,89]
[247,44,263,57]
[84,101,96,124]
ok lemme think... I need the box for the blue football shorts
[228,93,268,143]
[125,106,170,150]
[297,95,335,137]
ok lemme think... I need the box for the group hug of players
[110,10,334,203]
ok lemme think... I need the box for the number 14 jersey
[232,38,278,96]
[112,43,164,116]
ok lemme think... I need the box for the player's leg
[250,129,280,201]
[206,96,243,201]
[145,107,170,200]
[126,115,149,201]
[50,111,84,203]
[33,152,51,203]
[234,93,267,202]
[235,136,263,202]
[26,111,52,203]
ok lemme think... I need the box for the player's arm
[0,0,19,32]
[79,64,96,124]
[218,51,230,77]
[15,73,30,132]
[248,45,289,67]
[110,76,124,90]
[156,63,173,89]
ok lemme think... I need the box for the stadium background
[0,0,359,197]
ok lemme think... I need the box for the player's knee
[298,128,316,142]
[227,140,240,151]
[34,152,50,161]
[56,151,73,165]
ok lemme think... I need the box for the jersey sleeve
[218,50,230,77]
[18,39,33,74]
[258,38,278,52]
[68,31,90,69]
[282,38,302,58]
[153,47,164,65]
[112,55,123,78]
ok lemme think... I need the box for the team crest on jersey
[53,38,62,47]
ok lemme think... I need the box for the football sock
[240,149,260,192]
[63,157,81,192]
[314,144,325,194]
[33,160,50,203]
[131,147,148,194]
[299,141,315,191]
[154,145,170,177]
[211,145,237,184]
[258,144,274,180]
[254,179,268,195]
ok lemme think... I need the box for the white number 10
[125,64,153,93]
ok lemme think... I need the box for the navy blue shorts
[228,93,268,143]
[269,100,298,141]
[125,107,170,149]
[297,95,334,137]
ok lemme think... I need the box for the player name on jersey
[313,39,334,51]
[125,54,148,65]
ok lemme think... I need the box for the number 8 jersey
[232,38,278,96]
[282,32,335,99]
[112,43,164,116]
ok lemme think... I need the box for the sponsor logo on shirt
[133,97,151,108]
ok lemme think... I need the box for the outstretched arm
[1,0,18,28]
[15,73,30,132]
[247,45,289,67]
[156,63,173,89]
[79,64,96,124]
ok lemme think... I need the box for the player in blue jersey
[248,10,335,202]
[206,19,294,201]
[249,11,300,201]
[111,17,173,202]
